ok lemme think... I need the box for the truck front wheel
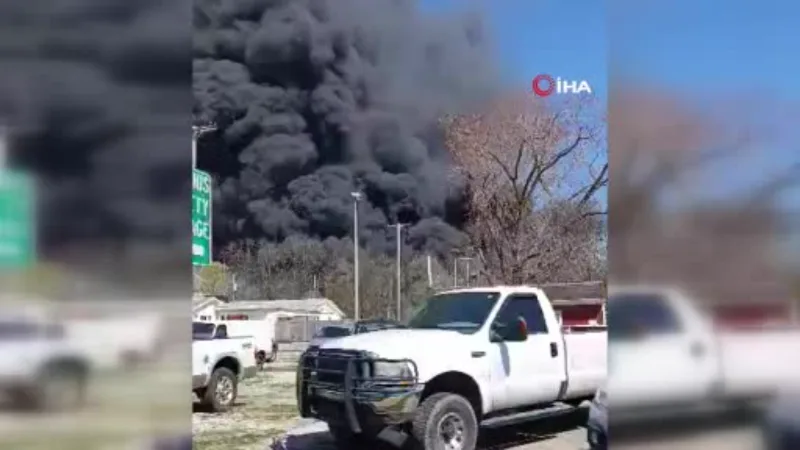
[412,393,478,450]
[201,367,238,412]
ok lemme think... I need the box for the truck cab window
[494,296,548,334]
[608,293,681,339]
[214,325,228,339]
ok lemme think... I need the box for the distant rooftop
[540,281,605,302]
[217,298,344,316]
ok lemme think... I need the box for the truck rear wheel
[412,392,478,450]
[266,344,278,363]
[201,367,237,412]
[255,351,266,371]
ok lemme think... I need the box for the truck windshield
[192,322,215,340]
[407,292,500,334]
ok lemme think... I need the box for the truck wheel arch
[43,357,90,379]
[420,371,483,419]
[213,356,240,376]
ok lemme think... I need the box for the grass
[193,370,302,450]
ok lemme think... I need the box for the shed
[541,281,606,326]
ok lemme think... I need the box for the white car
[192,321,258,412]
[0,316,92,411]
[297,286,607,450]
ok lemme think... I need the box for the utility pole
[453,258,458,288]
[388,223,407,321]
[351,192,362,320]
[192,123,217,169]
[0,124,7,169]
[458,257,474,287]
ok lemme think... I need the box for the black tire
[201,367,238,412]
[255,351,266,371]
[411,393,478,450]
[12,363,88,412]
[265,344,278,363]
[328,424,373,450]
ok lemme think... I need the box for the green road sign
[192,169,212,266]
[0,171,35,268]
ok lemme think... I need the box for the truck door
[608,292,719,407]
[490,295,564,409]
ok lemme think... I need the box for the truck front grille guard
[298,348,419,433]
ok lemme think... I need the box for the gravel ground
[192,363,592,450]
[193,366,300,450]
[193,361,768,450]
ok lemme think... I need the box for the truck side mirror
[508,317,528,341]
[490,318,528,342]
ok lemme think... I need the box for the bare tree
[441,95,607,284]
[219,237,447,319]
[609,86,800,303]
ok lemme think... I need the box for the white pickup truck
[297,286,607,450]
[192,321,258,412]
[586,285,800,449]
[0,315,92,411]
[218,320,278,369]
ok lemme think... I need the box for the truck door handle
[550,342,558,358]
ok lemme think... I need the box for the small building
[541,281,606,326]
[215,298,345,322]
[193,294,226,321]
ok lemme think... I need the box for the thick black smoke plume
[193,0,500,257]
[0,0,191,279]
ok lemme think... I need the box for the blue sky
[420,0,799,258]
[420,0,606,99]
[421,0,799,210]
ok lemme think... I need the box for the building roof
[193,294,224,314]
[217,298,344,317]
[540,281,606,303]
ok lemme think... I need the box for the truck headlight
[373,361,414,380]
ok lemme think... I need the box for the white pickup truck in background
[587,285,800,448]
[217,320,278,369]
[297,285,607,450]
[606,285,800,409]
[0,314,92,411]
[66,313,165,370]
[192,321,258,412]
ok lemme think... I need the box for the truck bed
[562,327,607,399]
[717,327,800,399]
